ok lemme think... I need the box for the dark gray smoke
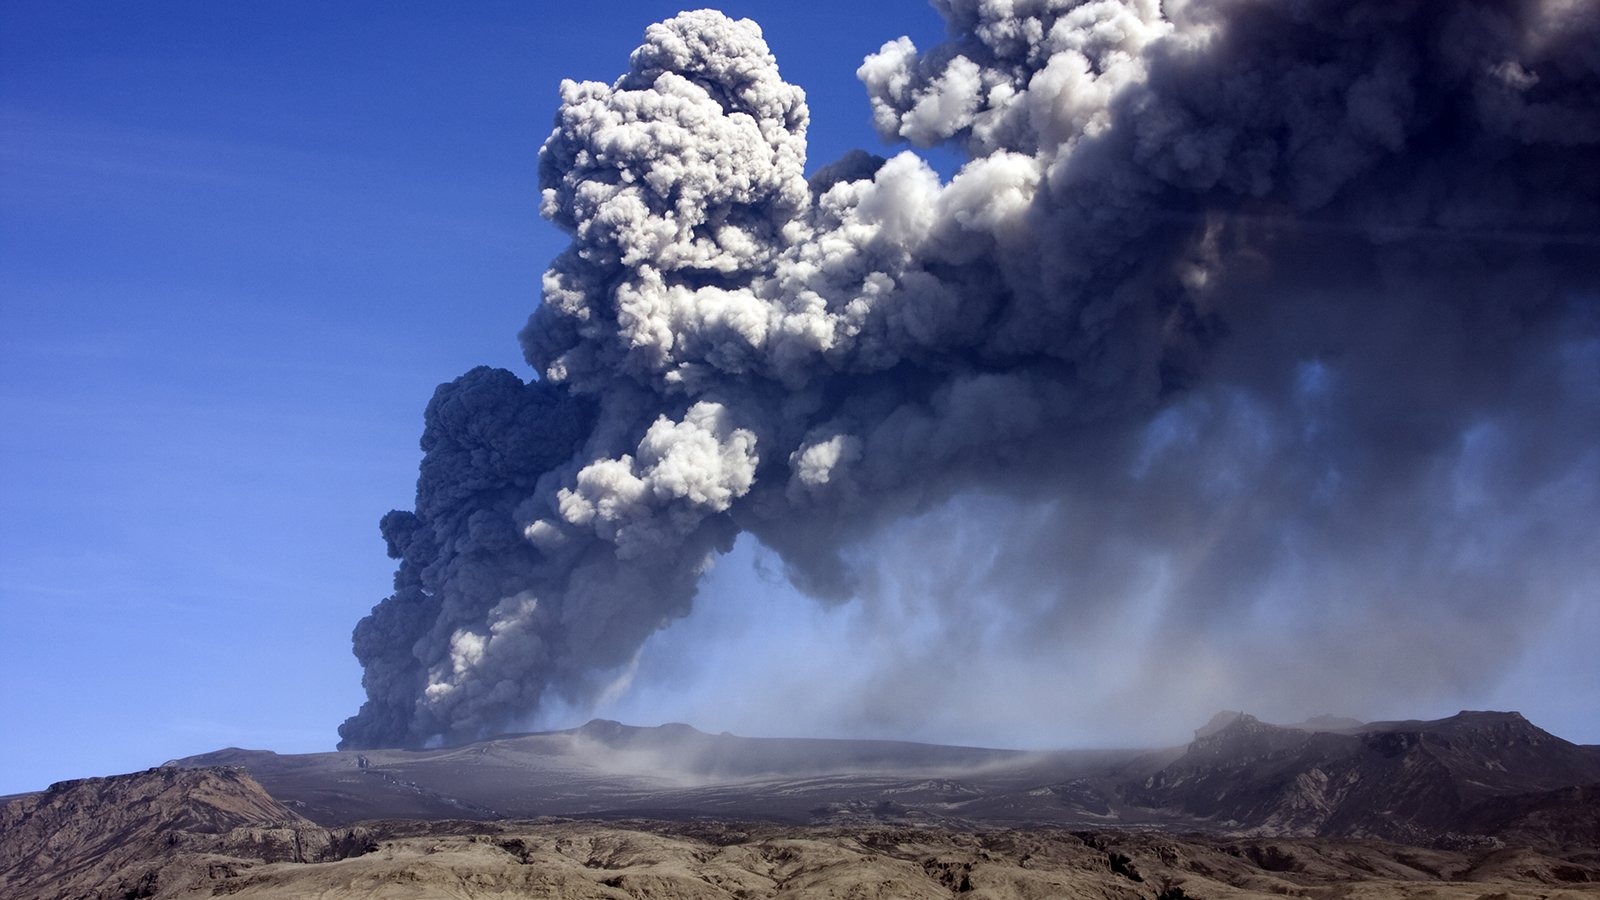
[339,1,1599,749]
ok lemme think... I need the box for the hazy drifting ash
[339,0,1600,750]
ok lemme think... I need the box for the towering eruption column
[340,11,817,749]
[343,2,1600,749]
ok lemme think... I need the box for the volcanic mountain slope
[167,710,1600,848]
[5,767,1600,900]
[1132,711,1600,845]
[173,718,1172,827]
[0,766,339,900]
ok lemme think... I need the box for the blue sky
[3,2,1596,796]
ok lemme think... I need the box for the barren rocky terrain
[4,710,1598,899]
[167,710,1600,844]
[5,770,1600,900]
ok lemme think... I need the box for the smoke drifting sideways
[338,1,1600,750]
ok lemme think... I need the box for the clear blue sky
[3,2,1595,796]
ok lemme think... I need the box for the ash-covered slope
[1133,711,1600,845]
[174,718,1152,826]
[0,766,333,900]
[164,710,1600,849]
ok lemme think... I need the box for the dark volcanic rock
[1461,783,1600,851]
[1194,709,1246,740]
[1130,710,1600,845]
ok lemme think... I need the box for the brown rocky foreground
[4,767,1600,900]
[151,821,1600,899]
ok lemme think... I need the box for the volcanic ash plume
[339,2,1600,749]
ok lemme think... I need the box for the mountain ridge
[0,766,334,900]
[5,719,1600,900]
[142,708,1600,849]
[1132,709,1600,846]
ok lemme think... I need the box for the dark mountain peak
[656,721,706,736]
[1182,713,1314,766]
[1365,709,1529,730]
[1456,709,1528,721]
[1194,712,1368,743]
[570,719,708,746]
[166,746,282,767]
[1194,710,1247,740]
[1214,712,1268,732]
[574,718,626,738]
[1132,708,1600,844]
[1437,710,1538,733]
[1430,711,1553,745]
[1363,710,1556,747]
